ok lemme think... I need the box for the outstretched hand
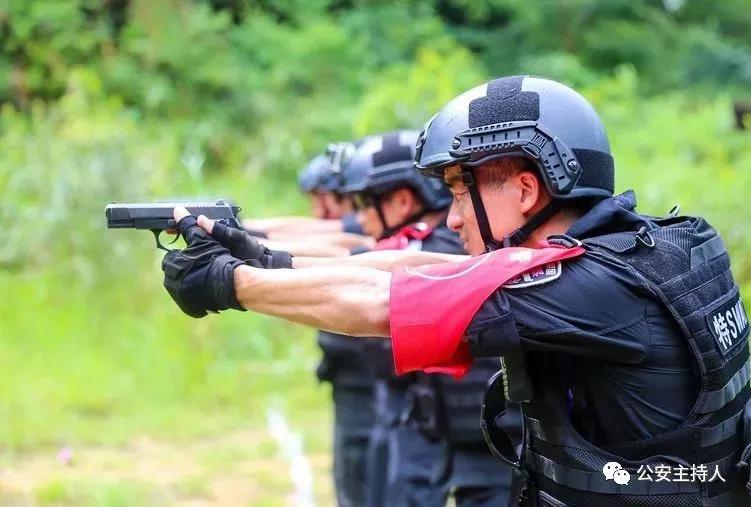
[161,208,246,318]
[173,207,293,269]
[177,206,218,234]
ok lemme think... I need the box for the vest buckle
[635,226,655,248]
[546,234,582,249]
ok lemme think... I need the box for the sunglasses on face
[351,192,379,211]
[351,190,398,211]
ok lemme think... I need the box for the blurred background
[0,0,750,505]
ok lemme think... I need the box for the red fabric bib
[389,244,585,378]
[375,223,432,251]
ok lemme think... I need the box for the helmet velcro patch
[372,132,412,167]
[468,76,539,128]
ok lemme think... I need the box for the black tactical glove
[212,219,292,269]
[162,215,246,318]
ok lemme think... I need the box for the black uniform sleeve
[467,254,651,364]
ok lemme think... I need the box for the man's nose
[446,200,462,232]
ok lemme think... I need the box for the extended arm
[292,249,469,271]
[234,265,391,337]
[167,208,393,336]
[261,238,351,258]
[243,216,344,235]
[267,231,375,250]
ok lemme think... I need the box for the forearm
[269,231,375,250]
[292,249,468,271]
[323,232,375,250]
[234,265,391,336]
[261,239,351,258]
[243,217,343,235]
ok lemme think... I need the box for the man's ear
[407,188,425,218]
[390,188,418,217]
[518,171,544,215]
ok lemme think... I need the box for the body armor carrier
[495,216,751,506]
[405,358,502,444]
[316,331,378,387]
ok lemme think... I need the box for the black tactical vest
[405,359,502,444]
[441,358,506,444]
[496,216,751,506]
[315,331,379,387]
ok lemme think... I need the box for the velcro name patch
[502,261,561,289]
[707,294,749,356]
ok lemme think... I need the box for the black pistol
[105,199,242,250]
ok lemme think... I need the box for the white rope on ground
[266,406,316,507]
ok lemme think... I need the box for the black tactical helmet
[348,130,451,210]
[343,131,452,238]
[339,142,369,195]
[415,75,614,250]
[297,154,339,193]
[326,141,358,176]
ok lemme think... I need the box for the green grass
[0,264,326,448]
[171,475,212,500]
[34,479,162,507]
[0,258,334,505]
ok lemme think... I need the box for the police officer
[159,75,751,506]
[339,130,511,506]
[242,148,379,506]
[298,153,350,221]
[297,144,366,236]
[338,130,448,507]
[298,148,380,507]
[244,143,368,242]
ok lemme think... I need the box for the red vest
[374,223,433,250]
[389,243,584,378]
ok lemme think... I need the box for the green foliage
[4,0,751,115]
[588,68,751,295]
[435,0,751,94]
[354,47,484,134]
[0,1,112,104]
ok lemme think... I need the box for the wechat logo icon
[603,462,631,486]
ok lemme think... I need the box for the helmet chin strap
[461,167,562,252]
[373,196,429,240]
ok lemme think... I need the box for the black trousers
[332,384,375,507]
[369,380,513,506]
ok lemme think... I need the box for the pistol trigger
[152,230,169,252]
